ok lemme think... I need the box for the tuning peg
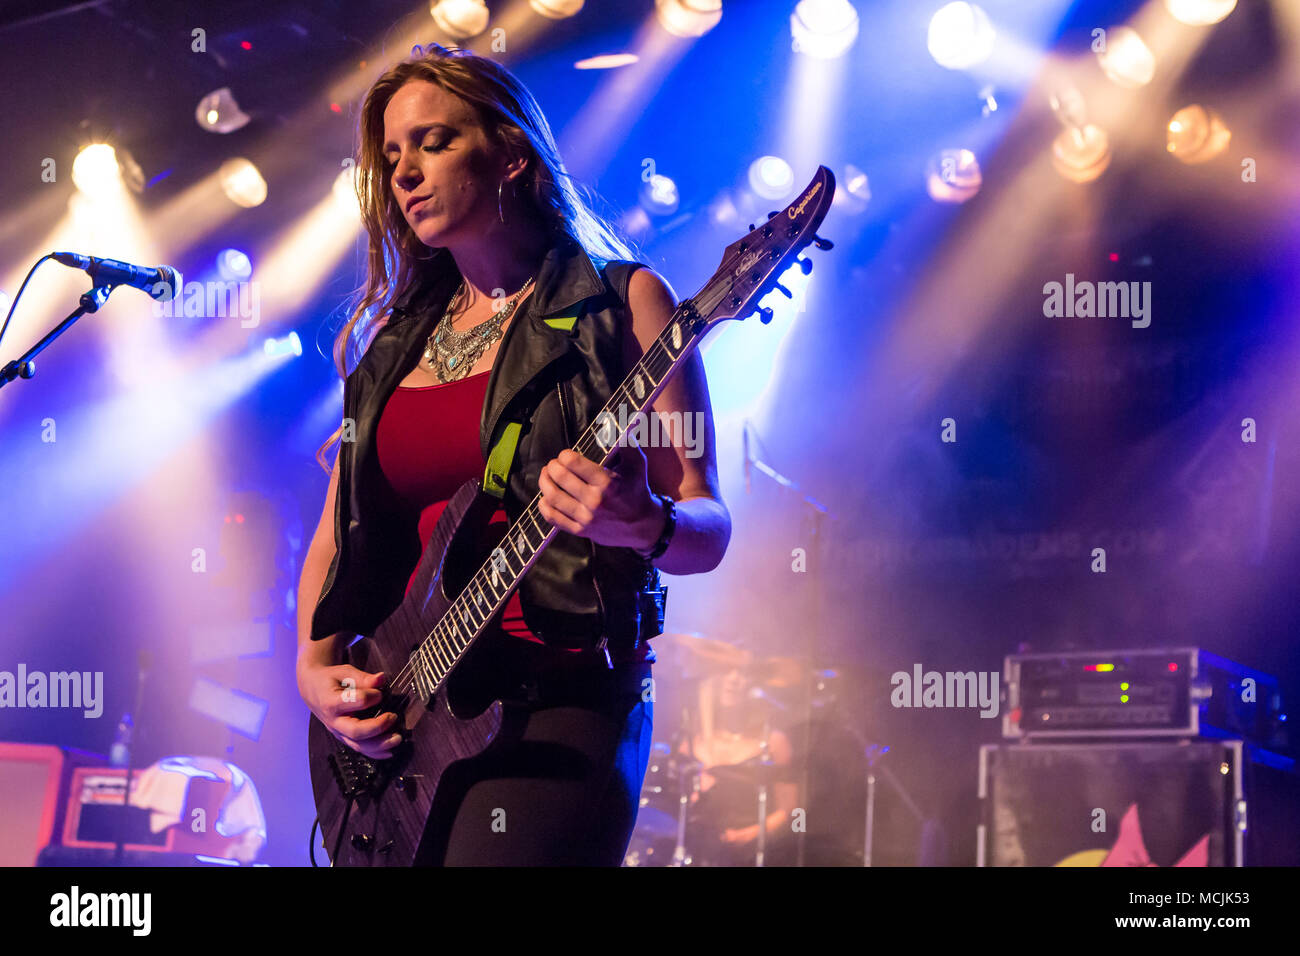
[796,256,813,275]
[757,306,774,324]
[747,223,756,232]
[774,283,793,299]
[767,211,779,220]
[812,234,834,250]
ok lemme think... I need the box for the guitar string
[386,328,681,698]
[380,223,811,704]
[382,324,687,702]
[382,244,804,702]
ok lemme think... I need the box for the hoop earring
[498,180,506,224]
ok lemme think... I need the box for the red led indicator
[1168,662,1178,671]
[240,41,252,51]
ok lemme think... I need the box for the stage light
[748,156,794,201]
[217,248,253,282]
[1052,125,1111,183]
[927,2,996,70]
[1096,26,1155,88]
[926,148,981,203]
[1166,104,1231,163]
[430,0,490,39]
[621,206,652,238]
[529,0,583,18]
[332,164,360,215]
[262,331,302,358]
[574,53,639,70]
[833,162,870,213]
[707,191,740,226]
[790,0,860,60]
[219,158,268,208]
[1164,0,1236,26]
[640,174,680,216]
[196,88,251,134]
[655,0,722,38]
[845,164,870,202]
[71,144,121,195]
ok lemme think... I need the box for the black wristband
[640,494,676,561]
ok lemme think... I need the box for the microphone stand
[112,652,150,866]
[0,283,113,390]
[742,420,831,867]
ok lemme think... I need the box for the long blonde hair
[315,43,637,472]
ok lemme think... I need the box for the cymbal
[704,756,782,787]
[752,656,805,688]
[661,633,751,671]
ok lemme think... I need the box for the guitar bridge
[328,747,381,798]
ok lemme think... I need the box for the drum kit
[623,632,886,867]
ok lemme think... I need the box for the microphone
[743,420,751,495]
[53,252,182,302]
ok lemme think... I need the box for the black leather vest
[310,235,668,653]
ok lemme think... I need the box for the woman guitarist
[295,45,730,865]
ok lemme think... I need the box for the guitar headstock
[692,164,836,330]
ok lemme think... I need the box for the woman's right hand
[299,664,403,759]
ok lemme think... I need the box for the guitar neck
[406,302,707,698]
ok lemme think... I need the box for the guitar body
[308,478,527,866]
[305,164,837,867]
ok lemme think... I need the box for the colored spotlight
[1166,104,1231,164]
[71,144,122,195]
[219,158,268,208]
[748,156,794,201]
[430,0,490,39]
[574,53,639,70]
[332,164,360,215]
[641,174,680,216]
[1164,0,1236,26]
[1052,125,1111,183]
[927,2,996,70]
[655,0,722,38]
[790,0,860,60]
[217,248,253,282]
[196,88,251,134]
[1096,27,1155,88]
[926,148,982,202]
[263,332,302,358]
[834,163,870,213]
[529,0,583,17]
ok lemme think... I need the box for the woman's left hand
[537,442,665,552]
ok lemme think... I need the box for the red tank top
[375,369,651,663]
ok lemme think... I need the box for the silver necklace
[422,276,536,383]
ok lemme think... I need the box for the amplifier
[0,743,105,866]
[1002,647,1288,748]
[978,740,1300,866]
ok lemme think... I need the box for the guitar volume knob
[351,833,373,850]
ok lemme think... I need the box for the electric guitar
[308,165,836,866]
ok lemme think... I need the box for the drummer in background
[682,663,799,863]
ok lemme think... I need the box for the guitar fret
[413,309,699,702]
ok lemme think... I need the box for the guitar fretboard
[404,303,706,702]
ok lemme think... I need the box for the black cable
[0,253,54,351]
[309,816,321,867]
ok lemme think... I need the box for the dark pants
[433,644,654,866]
